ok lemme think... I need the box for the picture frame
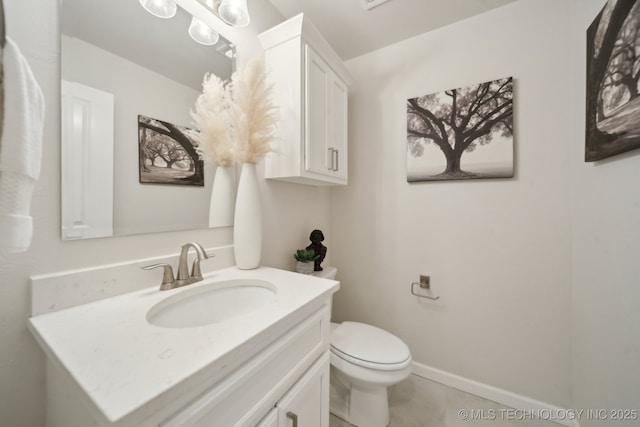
[407,77,514,182]
[586,0,640,161]
[138,115,204,186]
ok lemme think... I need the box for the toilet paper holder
[411,275,440,300]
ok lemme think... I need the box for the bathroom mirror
[60,0,236,240]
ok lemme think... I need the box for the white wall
[333,0,640,416]
[7,0,638,425]
[61,36,212,236]
[332,0,574,407]
[570,1,640,425]
[0,1,330,426]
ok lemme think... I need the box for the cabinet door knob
[286,411,298,427]
[327,148,334,171]
[333,149,339,171]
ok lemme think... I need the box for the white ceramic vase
[209,165,236,228]
[233,163,262,269]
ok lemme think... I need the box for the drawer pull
[286,411,298,427]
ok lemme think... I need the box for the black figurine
[306,229,327,271]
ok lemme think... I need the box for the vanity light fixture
[138,0,177,19]
[218,0,250,27]
[139,0,249,46]
[188,16,220,45]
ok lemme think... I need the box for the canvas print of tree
[138,115,204,186]
[407,77,514,182]
[586,0,640,162]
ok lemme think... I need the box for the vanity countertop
[28,266,339,424]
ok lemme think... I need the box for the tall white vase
[233,163,262,269]
[209,165,236,228]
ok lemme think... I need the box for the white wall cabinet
[260,14,352,186]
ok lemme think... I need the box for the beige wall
[332,0,640,417]
[0,1,329,426]
[570,1,640,425]
[3,0,639,425]
[331,0,574,407]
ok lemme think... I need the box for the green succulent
[294,249,319,262]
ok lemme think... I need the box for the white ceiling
[60,0,518,86]
[267,0,518,60]
[61,0,234,90]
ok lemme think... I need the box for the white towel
[0,37,45,253]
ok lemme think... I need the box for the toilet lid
[330,322,411,367]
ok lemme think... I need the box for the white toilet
[313,268,412,427]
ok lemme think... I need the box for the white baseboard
[412,362,580,427]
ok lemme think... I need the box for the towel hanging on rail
[0,0,6,141]
[0,37,45,253]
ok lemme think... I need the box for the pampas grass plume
[230,58,278,164]
[189,73,235,167]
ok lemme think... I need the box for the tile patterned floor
[330,374,562,427]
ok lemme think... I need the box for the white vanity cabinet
[255,352,329,427]
[275,352,330,427]
[28,267,339,427]
[256,408,278,427]
[259,14,352,186]
[40,301,332,427]
[159,306,331,427]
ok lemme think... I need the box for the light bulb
[139,0,177,19]
[188,17,220,46]
[218,0,250,27]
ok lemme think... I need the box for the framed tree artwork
[586,0,640,162]
[406,77,514,182]
[138,115,204,186]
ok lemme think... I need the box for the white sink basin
[146,279,277,328]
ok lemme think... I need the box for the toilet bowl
[314,268,412,427]
[329,321,412,427]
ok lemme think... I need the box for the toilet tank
[312,266,337,280]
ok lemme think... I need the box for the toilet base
[329,366,390,427]
[350,383,390,427]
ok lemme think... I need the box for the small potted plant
[294,249,319,275]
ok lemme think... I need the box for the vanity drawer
[161,304,330,427]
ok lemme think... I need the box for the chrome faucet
[142,242,213,290]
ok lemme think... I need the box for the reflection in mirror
[60,0,236,240]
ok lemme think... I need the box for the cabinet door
[61,80,114,240]
[304,46,332,178]
[256,408,278,427]
[277,353,330,427]
[328,75,348,180]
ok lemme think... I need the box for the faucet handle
[191,252,216,281]
[191,259,204,281]
[142,263,175,290]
